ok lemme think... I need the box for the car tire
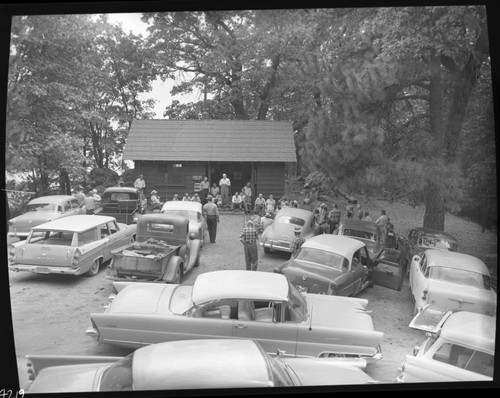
[263,247,271,254]
[172,264,182,284]
[85,259,100,277]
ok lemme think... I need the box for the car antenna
[309,305,313,331]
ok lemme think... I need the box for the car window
[420,255,427,274]
[342,228,376,241]
[360,248,369,265]
[108,221,118,234]
[276,215,305,226]
[100,224,111,238]
[63,201,72,212]
[70,199,80,209]
[432,343,493,377]
[99,354,133,391]
[267,356,294,387]
[286,281,307,321]
[25,203,58,213]
[196,299,237,320]
[429,267,491,289]
[295,247,348,271]
[77,228,98,245]
[170,283,195,315]
[163,209,198,223]
[28,230,74,246]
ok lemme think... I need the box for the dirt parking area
[9,213,429,390]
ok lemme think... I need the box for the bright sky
[106,12,202,118]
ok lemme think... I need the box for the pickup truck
[397,227,458,276]
[105,214,202,284]
[95,186,140,225]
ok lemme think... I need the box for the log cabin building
[123,119,297,204]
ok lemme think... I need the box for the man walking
[290,226,306,255]
[375,209,389,245]
[239,220,260,271]
[203,195,220,243]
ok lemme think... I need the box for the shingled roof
[123,119,296,162]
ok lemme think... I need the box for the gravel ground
[7,200,497,393]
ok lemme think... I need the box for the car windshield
[419,237,456,251]
[276,216,305,226]
[99,354,134,391]
[342,228,376,241]
[25,203,60,213]
[266,356,295,386]
[163,209,198,223]
[287,280,307,320]
[27,230,74,246]
[295,247,349,271]
[429,266,491,290]
[169,280,195,315]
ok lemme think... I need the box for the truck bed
[109,240,178,280]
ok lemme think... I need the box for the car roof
[161,200,202,212]
[28,195,76,205]
[425,249,489,274]
[441,311,496,354]
[138,213,188,227]
[275,207,314,220]
[133,339,273,389]
[302,234,365,257]
[340,219,380,233]
[31,215,117,232]
[102,186,138,194]
[413,227,458,242]
[192,270,289,303]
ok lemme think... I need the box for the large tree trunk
[423,50,445,230]
[423,181,445,229]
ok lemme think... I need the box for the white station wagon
[86,270,384,363]
[8,215,137,277]
[397,305,495,383]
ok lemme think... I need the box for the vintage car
[25,339,376,393]
[161,200,206,245]
[86,270,384,362]
[396,305,495,383]
[95,186,140,225]
[106,214,202,283]
[7,195,85,240]
[409,249,497,316]
[274,235,374,296]
[398,227,458,273]
[260,207,319,254]
[8,215,137,277]
[337,219,384,260]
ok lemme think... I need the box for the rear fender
[162,255,183,282]
[26,355,122,376]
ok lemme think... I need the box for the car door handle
[234,324,248,329]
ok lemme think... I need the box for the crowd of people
[74,173,394,273]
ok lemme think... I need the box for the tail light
[71,249,81,268]
[8,244,16,264]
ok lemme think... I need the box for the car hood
[28,363,108,393]
[280,260,342,282]
[280,358,375,385]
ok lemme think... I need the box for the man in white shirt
[231,191,243,211]
[134,174,146,196]
[219,173,231,207]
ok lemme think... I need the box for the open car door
[408,304,453,333]
[372,248,404,291]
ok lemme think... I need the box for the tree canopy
[5,6,496,229]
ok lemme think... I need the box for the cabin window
[170,163,183,185]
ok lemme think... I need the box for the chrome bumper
[9,265,81,275]
[260,241,292,252]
